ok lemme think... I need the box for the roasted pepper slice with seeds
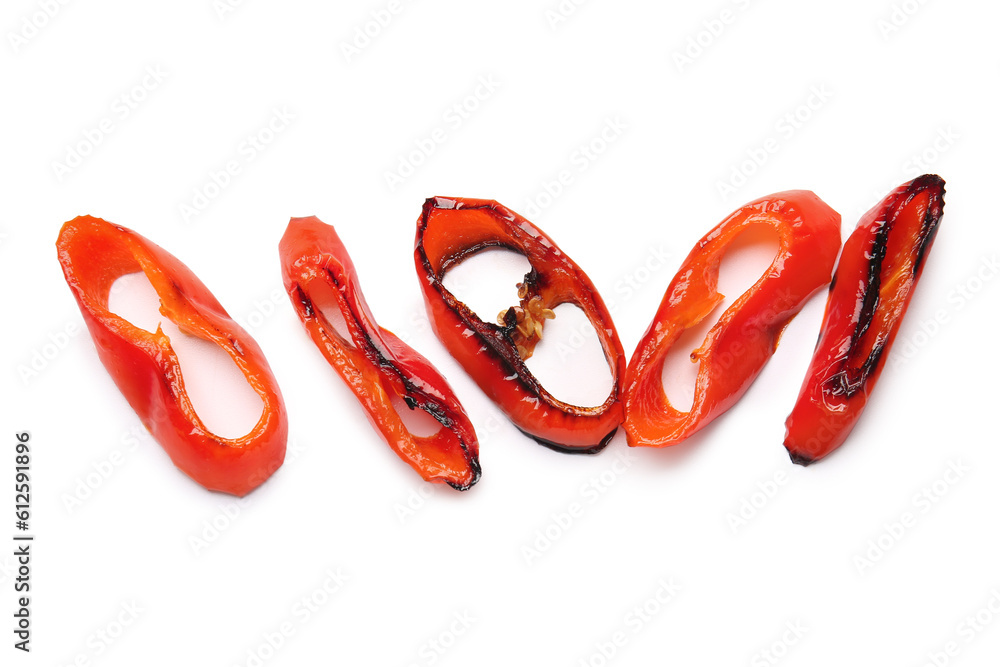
[414,197,626,453]
[56,216,288,496]
[784,175,946,465]
[623,191,841,448]
[280,216,480,490]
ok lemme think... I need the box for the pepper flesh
[414,197,625,453]
[784,175,945,464]
[280,216,480,490]
[56,216,287,496]
[623,191,842,448]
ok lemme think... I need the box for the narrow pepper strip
[280,216,480,490]
[784,175,946,465]
[623,191,841,448]
[414,197,626,453]
[56,216,287,496]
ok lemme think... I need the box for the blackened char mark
[410,396,455,431]
[911,175,946,273]
[446,453,482,491]
[292,284,314,317]
[831,174,946,399]
[852,197,894,360]
[514,425,617,455]
[787,450,816,466]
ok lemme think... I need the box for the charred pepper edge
[415,197,622,420]
[788,450,816,466]
[292,281,481,488]
[827,175,945,400]
[516,424,618,455]
[288,262,481,490]
[783,175,946,467]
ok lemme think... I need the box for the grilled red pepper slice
[56,216,287,496]
[784,175,945,464]
[414,197,625,453]
[280,216,480,490]
[623,191,841,448]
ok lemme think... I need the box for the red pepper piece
[414,197,626,453]
[784,175,945,464]
[280,216,480,490]
[623,191,842,448]
[56,216,287,496]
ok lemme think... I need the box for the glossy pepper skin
[784,175,945,465]
[56,216,287,496]
[623,191,842,448]
[280,216,480,490]
[414,197,626,453]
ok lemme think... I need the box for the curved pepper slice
[623,191,841,448]
[784,175,945,465]
[56,216,287,496]
[280,216,480,490]
[414,197,626,453]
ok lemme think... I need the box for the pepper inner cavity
[660,223,779,413]
[389,393,443,438]
[438,246,537,356]
[108,271,265,439]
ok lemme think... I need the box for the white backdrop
[2,1,998,665]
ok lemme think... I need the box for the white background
[2,1,999,665]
